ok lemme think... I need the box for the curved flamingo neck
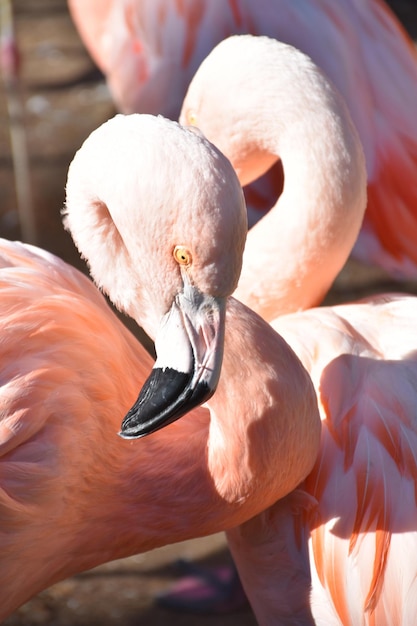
[206,298,320,508]
[234,83,367,321]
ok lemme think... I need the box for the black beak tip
[118,403,159,440]
[118,367,215,440]
[118,421,145,439]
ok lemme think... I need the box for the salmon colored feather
[68,0,417,279]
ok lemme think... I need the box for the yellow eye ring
[173,245,192,266]
[187,110,198,126]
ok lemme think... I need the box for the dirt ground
[0,1,417,624]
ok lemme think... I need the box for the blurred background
[0,1,416,624]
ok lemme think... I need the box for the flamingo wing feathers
[0,239,150,462]
[271,295,417,623]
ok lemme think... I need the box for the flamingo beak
[119,283,226,439]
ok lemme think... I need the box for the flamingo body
[0,238,152,614]
[68,0,417,278]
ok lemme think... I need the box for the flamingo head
[65,113,247,437]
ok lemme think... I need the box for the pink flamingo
[65,114,417,623]
[67,0,417,279]
[0,116,320,621]
[166,37,417,621]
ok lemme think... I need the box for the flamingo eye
[173,245,192,266]
[187,110,198,126]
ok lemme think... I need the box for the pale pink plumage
[68,0,417,279]
[178,36,417,624]
[228,294,417,624]
[0,115,320,620]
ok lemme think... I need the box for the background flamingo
[247,292,417,624]
[148,37,417,621]
[67,0,417,280]
[0,115,321,621]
